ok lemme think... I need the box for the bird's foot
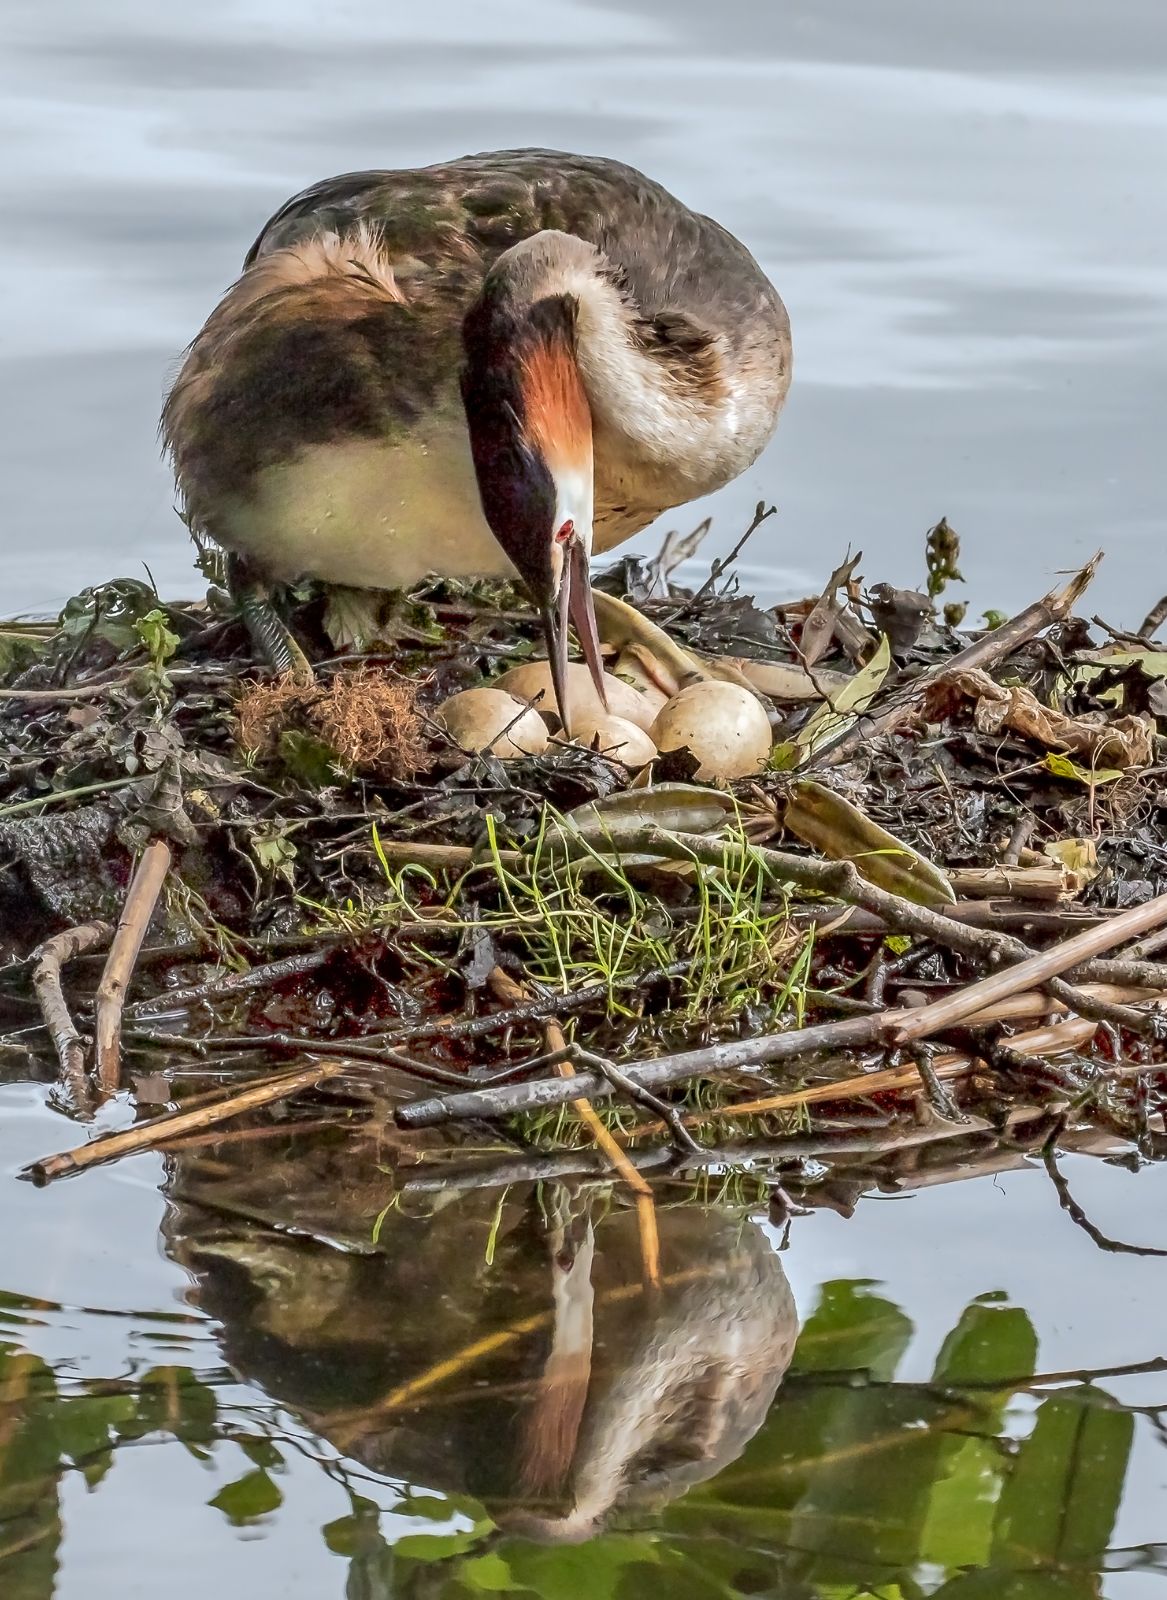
[233,579,314,684]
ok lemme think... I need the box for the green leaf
[932,1303,1038,1389]
[795,634,892,754]
[457,1552,523,1591]
[208,1468,283,1525]
[1042,753,1125,786]
[133,609,180,676]
[500,1534,662,1600]
[1090,649,1167,677]
[791,1280,914,1379]
[784,780,956,907]
[238,1436,284,1471]
[131,1367,217,1446]
[766,740,802,771]
[919,1435,1004,1574]
[990,1386,1133,1569]
[393,1527,491,1561]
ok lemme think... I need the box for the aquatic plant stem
[94,839,172,1091]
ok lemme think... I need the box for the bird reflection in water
[165,1140,797,1541]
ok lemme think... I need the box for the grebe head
[461,248,607,727]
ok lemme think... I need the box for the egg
[611,650,672,717]
[570,714,657,768]
[494,661,657,732]
[649,680,772,780]
[434,688,549,759]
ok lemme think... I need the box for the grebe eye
[555,519,574,544]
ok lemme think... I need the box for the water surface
[3,1,1167,620]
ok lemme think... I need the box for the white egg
[611,651,672,717]
[434,688,549,759]
[570,714,657,768]
[494,661,657,732]
[649,680,772,780]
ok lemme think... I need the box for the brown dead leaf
[932,667,1153,768]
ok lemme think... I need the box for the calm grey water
[3,0,1167,622]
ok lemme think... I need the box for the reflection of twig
[1043,1137,1167,1257]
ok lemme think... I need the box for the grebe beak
[541,529,607,732]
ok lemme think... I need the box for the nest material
[237,667,426,779]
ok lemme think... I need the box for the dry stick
[93,839,172,1092]
[808,552,1102,770]
[487,968,661,1288]
[621,1019,1098,1140]
[30,921,113,1100]
[1001,814,1036,867]
[122,945,335,1020]
[397,1011,895,1128]
[792,901,1114,936]
[624,1051,978,1138]
[24,1060,347,1182]
[380,960,690,1046]
[0,679,134,701]
[891,892,1167,1043]
[373,838,524,872]
[631,831,1167,1034]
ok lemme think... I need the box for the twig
[809,553,1102,769]
[687,501,776,606]
[577,1047,706,1153]
[30,920,113,1106]
[396,1012,895,1128]
[791,901,1114,936]
[892,891,1167,1042]
[24,1060,347,1182]
[382,960,690,1045]
[1001,814,1036,867]
[122,945,336,1019]
[0,775,140,819]
[947,866,1073,902]
[0,678,134,701]
[911,1045,969,1122]
[93,840,172,1091]
[1042,1138,1167,1257]
[487,968,662,1287]
[1139,595,1167,639]
[622,1050,977,1139]
[125,1029,499,1089]
[372,838,524,872]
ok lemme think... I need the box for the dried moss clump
[237,667,426,779]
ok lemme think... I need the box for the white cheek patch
[554,466,594,557]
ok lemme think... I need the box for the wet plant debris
[4,520,1167,1237]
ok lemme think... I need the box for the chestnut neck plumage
[463,230,742,517]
